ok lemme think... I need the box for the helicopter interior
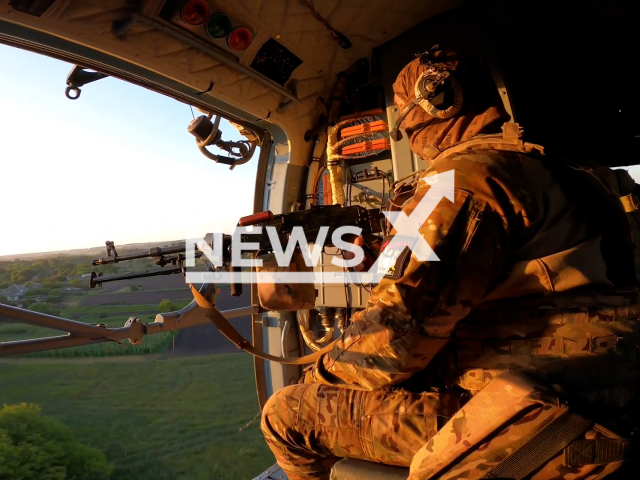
[1,1,639,479]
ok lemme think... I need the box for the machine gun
[237,204,385,249]
[89,205,386,292]
[89,236,231,288]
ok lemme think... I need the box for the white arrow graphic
[360,170,455,283]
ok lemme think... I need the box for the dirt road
[81,274,192,305]
[168,286,253,357]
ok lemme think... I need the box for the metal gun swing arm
[0,284,257,357]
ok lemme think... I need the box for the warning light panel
[161,0,254,59]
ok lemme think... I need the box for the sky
[0,43,258,257]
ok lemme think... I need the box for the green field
[0,354,274,479]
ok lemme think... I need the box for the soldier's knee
[260,384,305,442]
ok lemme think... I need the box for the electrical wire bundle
[315,115,392,205]
[335,116,390,159]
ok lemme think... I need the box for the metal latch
[620,193,640,213]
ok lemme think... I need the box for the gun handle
[229,263,243,297]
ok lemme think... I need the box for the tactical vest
[451,303,640,395]
[394,124,640,400]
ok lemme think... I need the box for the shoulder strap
[189,284,335,365]
[482,411,592,480]
[428,122,545,161]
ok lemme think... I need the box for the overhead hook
[65,65,109,101]
[65,86,81,100]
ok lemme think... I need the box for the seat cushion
[330,458,409,480]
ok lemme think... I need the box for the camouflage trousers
[260,382,464,480]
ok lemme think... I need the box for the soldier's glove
[342,236,381,272]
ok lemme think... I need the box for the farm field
[0,354,275,480]
[1,250,269,480]
[80,273,198,305]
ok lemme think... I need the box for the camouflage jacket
[308,132,640,393]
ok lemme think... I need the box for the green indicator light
[206,14,232,39]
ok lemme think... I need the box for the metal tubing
[219,306,257,319]
[154,303,257,330]
[130,13,298,103]
[0,322,143,357]
[304,134,326,209]
[1,330,123,357]
[2,336,99,356]
[280,317,291,358]
[0,304,258,357]
[296,309,322,352]
[0,303,114,337]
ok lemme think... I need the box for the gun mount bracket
[65,65,109,100]
[124,317,145,345]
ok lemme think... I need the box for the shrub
[0,404,112,480]
[158,299,177,313]
[28,303,59,316]
[0,295,7,304]
[24,287,48,296]
[20,299,36,309]
[10,267,38,284]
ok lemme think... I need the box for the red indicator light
[227,27,252,51]
[181,0,210,26]
[206,14,232,38]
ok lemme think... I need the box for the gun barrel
[91,244,188,266]
[90,266,183,288]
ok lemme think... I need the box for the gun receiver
[238,205,386,249]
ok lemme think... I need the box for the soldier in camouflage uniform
[261,51,640,479]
